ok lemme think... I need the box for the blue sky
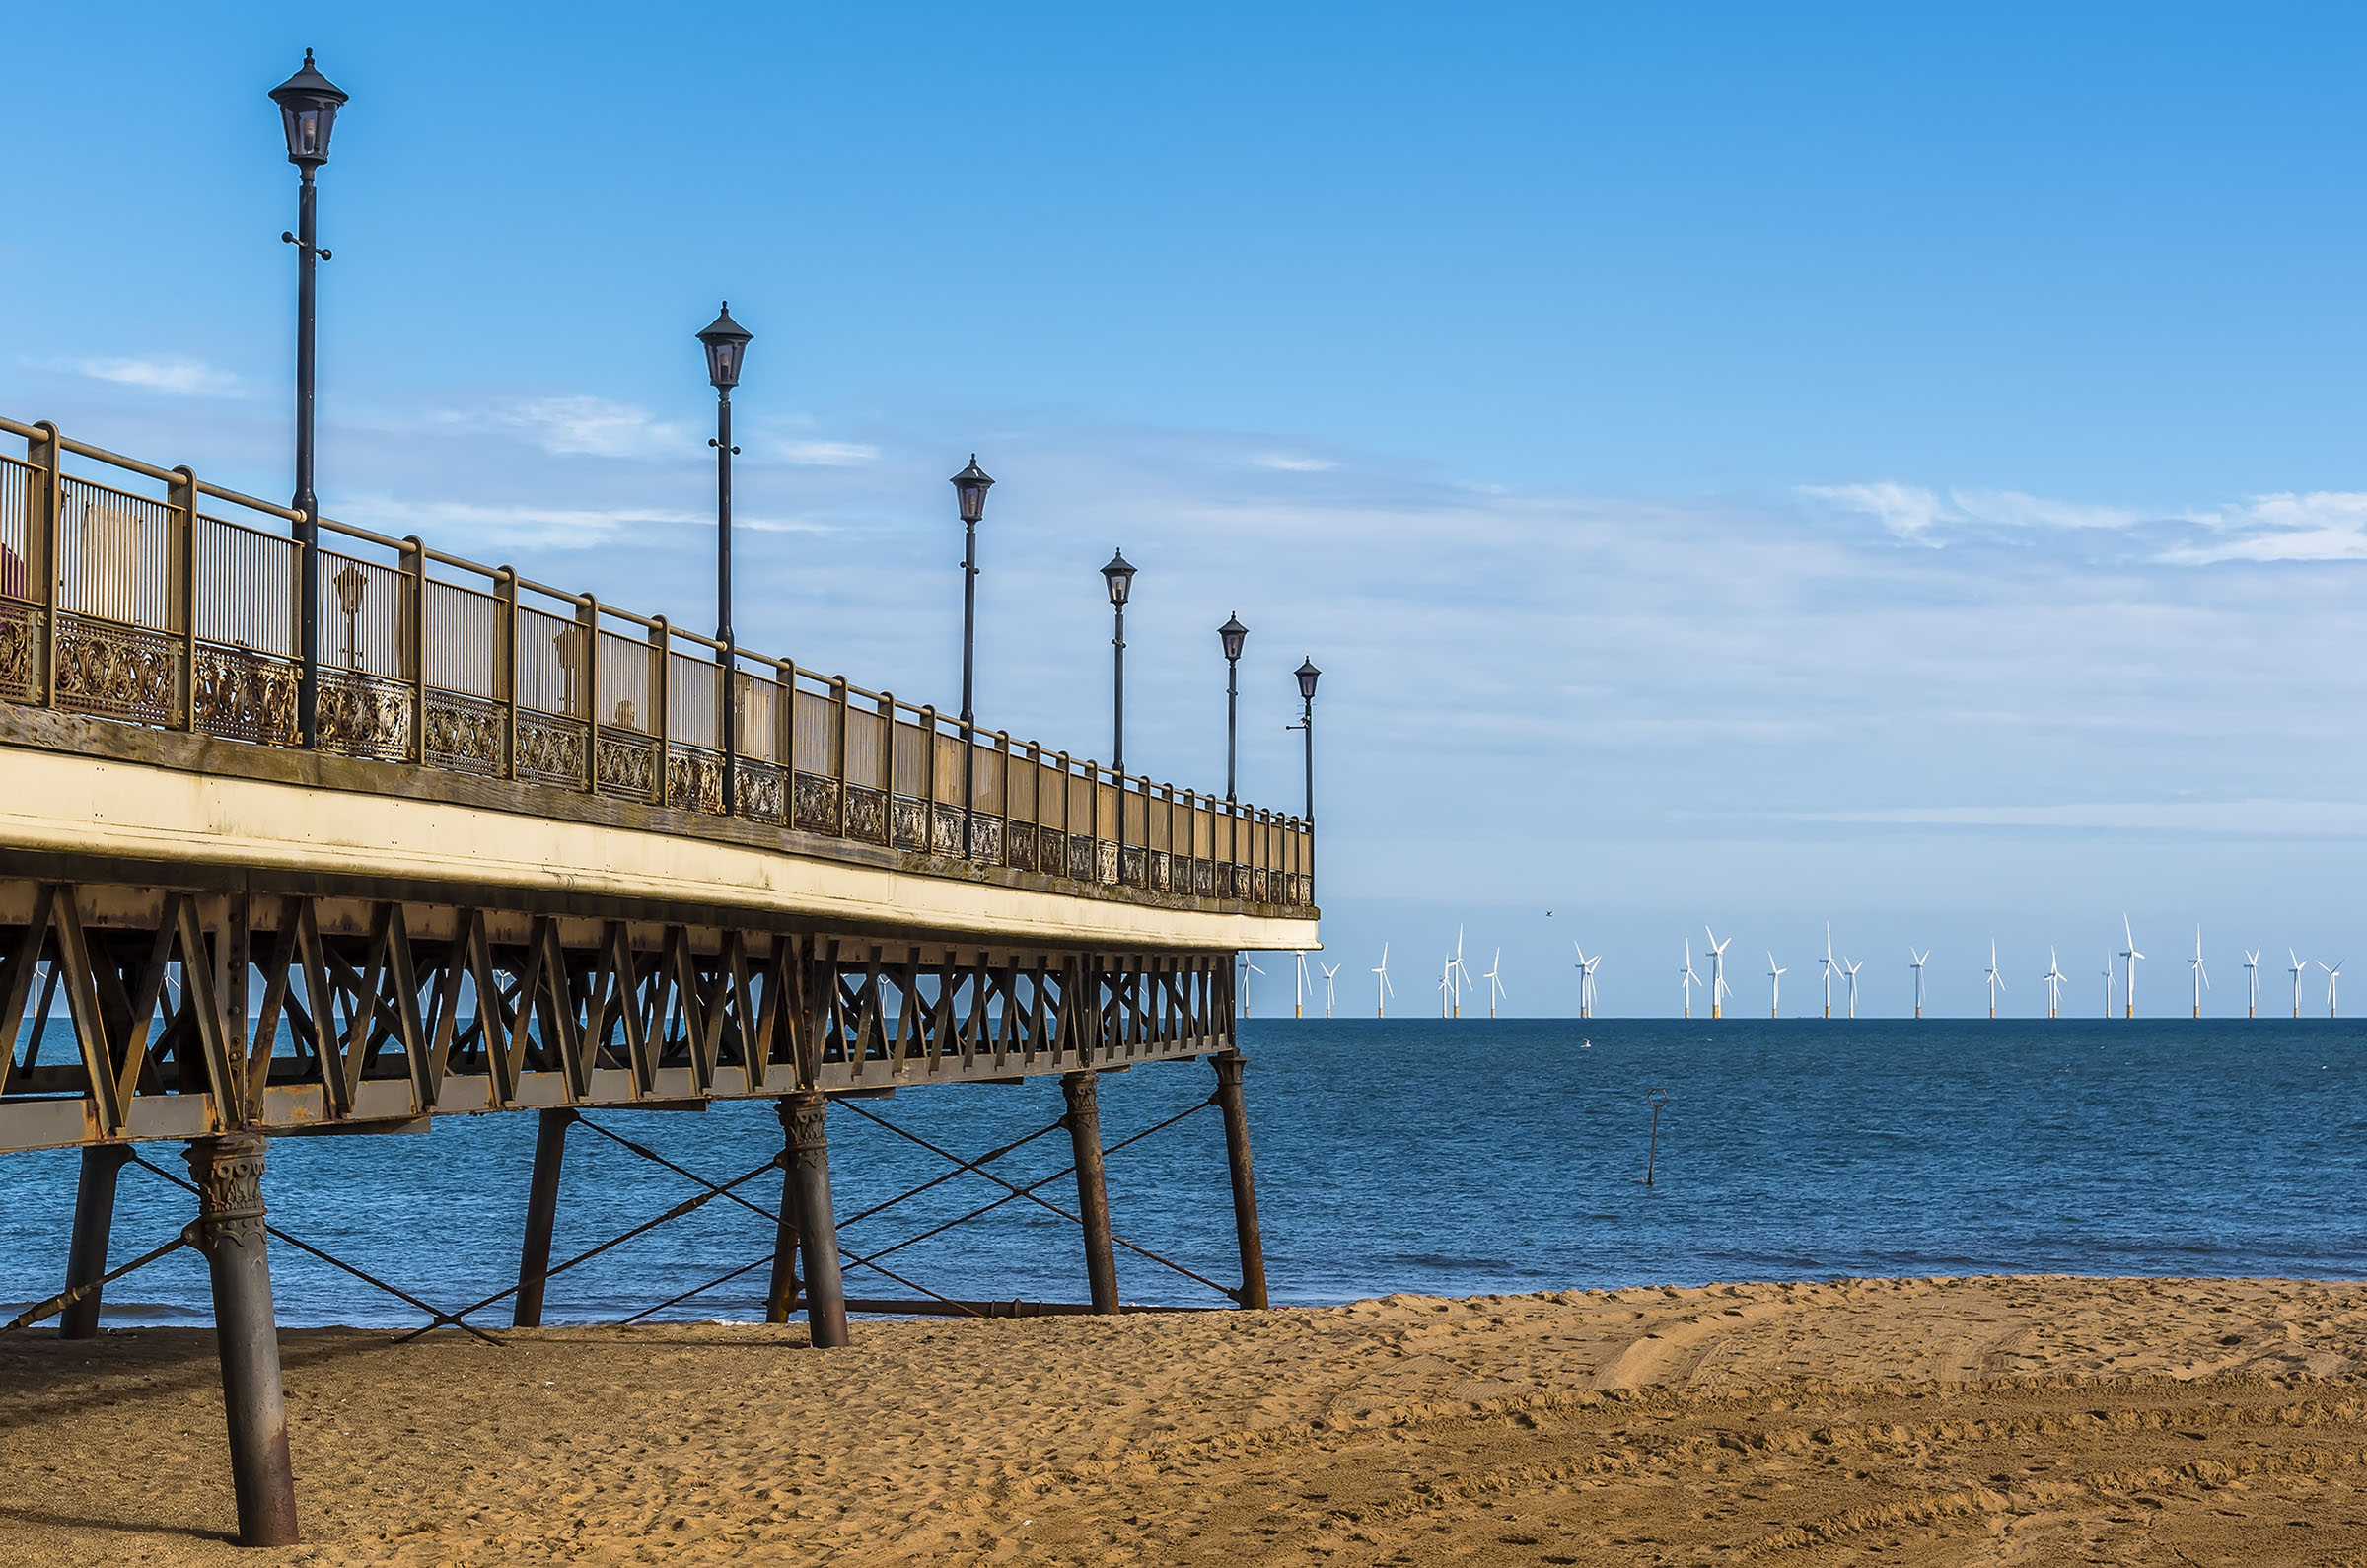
[8,5,2367,1016]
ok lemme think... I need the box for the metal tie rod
[561,1118,991,1319]
[128,1154,505,1346]
[839,1100,1240,1302]
[393,1156,783,1341]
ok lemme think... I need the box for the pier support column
[59,1142,131,1339]
[185,1133,298,1548]
[1211,1051,1268,1309]
[786,1093,848,1347]
[514,1107,574,1328]
[1061,1070,1119,1314]
[765,1099,804,1324]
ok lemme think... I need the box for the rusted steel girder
[0,877,1239,1154]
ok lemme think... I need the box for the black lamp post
[951,457,993,857]
[1101,549,1136,880]
[269,49,347,748]
[697,303,752,814]
[1218,613,1247,803]
[1291,657,1322,889]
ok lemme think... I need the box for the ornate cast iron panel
[516,712,589,788]
[194,647,301,746]
[54,612,179,726]
[317,669,415,763]
[0,601,39,702]
[424,690,505,777]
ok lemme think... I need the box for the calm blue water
[5,1017,2366,1326]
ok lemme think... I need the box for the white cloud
[777,440,878,466]
[2165,491,2367,564]
[1948,488,2141,531]
[339,496,708,552]
[1254,453,1337,472]
[75,356,242,397]
[490,396,692,459]
[1799,480,1951,540]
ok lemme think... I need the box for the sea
[5,1017,2365,1327]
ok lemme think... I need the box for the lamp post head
[1218,611,1248,664]
[1295,657,1322,702]
[269,48,349,168]
[1101,547,1136,607]
[696,302,753,391]
[951,455,994,525]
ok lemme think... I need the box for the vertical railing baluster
[32,422,59,708]
[996,729,1011,868]
[920,703,937,853]
[790,663,809,833]
[401,536,426,765]
[497,566,519,780]
[650,615,670,807]
[169,465,196,730]
[831,676,849,839]
[579,594,600,795]
[878,692,896,837]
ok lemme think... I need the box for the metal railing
[0,416,1314,908]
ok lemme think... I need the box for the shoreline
[9,1273,2367,1563]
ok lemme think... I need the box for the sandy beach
[10,1275,2367,1564]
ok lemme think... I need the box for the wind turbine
[1767,953,1786,1019]
[1573,944,1601,1020]
[1319,962,1340,1019]
[2043,949,2065,1019]
[2290,950,2308,1019]
[1293,950,1310,1019]
[1438,955,1453,1019]
[1240,956,1263,1017]
[1704,927,1733,1020]
[1372,943,1394,1019]
[1680,940,1699,1020]
[1819,924,1835,1020]
[1909,948,1930,1020]
[2326,960,2345,1019]
[2120,917,2143,1019]
[1484,950,1507,1019]
[2243,948,2259,1019]
[1439,928,1458,1028]
[1983,941,2004,1019]
[2188,927,2208,1019]
[2103,953,2115,1018]
[1841,958,1863,1018]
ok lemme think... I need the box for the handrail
[0,412,1314,909]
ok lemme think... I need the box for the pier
[0,413,1317,1544]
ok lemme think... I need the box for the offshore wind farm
[1253,914,2360,1020]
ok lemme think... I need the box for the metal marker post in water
[1641,1086,1670,1188]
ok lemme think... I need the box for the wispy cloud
[488,396,694,459]
[2167,491,2367,564]
[1254,452,1337,472]
[339,497,708,552]
[73,356,243,397]
[1799,480,1952,541]
[1799,478,2367,563]
[777,440,878,466]
[1776,801,2367,835]
[1948,488,2141,532]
